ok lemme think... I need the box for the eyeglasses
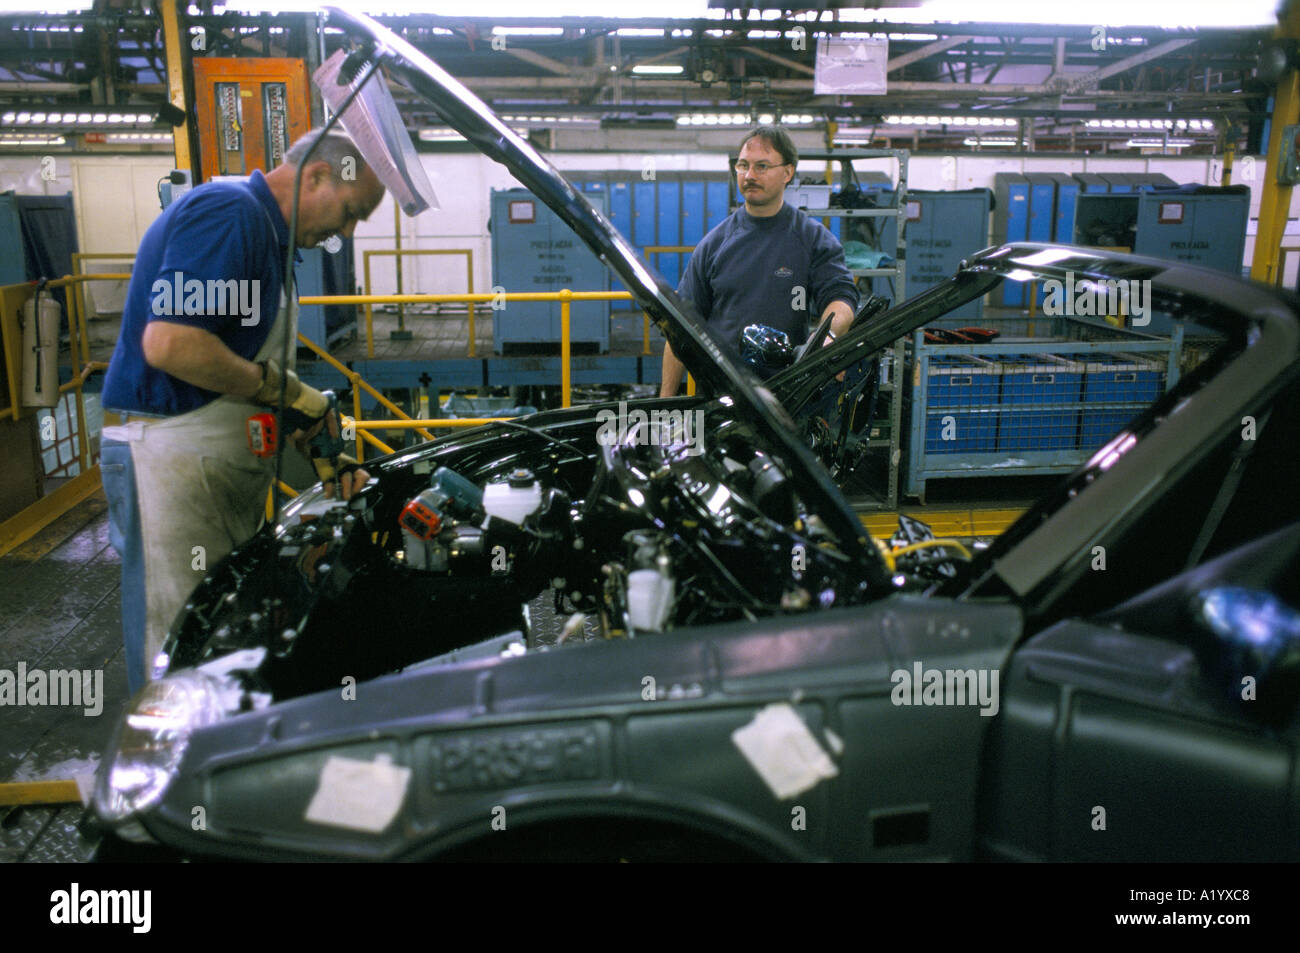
[734,160,787,175]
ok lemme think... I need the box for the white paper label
[731,703,839,800]
[305,754,411,834]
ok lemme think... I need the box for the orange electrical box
[192,58,311,182]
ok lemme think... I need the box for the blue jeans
[101,438,146,695]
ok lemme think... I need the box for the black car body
[91,9,1300,862]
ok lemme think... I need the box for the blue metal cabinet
[633,181,656,250]
[681,180,707,290]
[993,173,1031,306]
[1129,173,1178,191]
[1073,173,1110,194]
[1133,189,1249,276]
[656,177,681,288]
[608,179,633,242]
[1044,173,1079,245]
[1100,173,1133,193]
[1023,174,1058,243]
[703,179,732,270]
[681,180,706,245]
[1024,174,1059,306]
[705,180,730,231]
[0,194,28,286]
[1070,187,1247,333]
[1074,188,1248,275]
[490,187,610,353]
[559,171,735,295]
[879,189,991,318]
[606,179,635,298]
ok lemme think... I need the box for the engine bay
[161,404,972,703]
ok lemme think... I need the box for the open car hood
[323,6,746,402]
[320,6,876,562]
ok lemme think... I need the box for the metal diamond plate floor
[0,490,128,863]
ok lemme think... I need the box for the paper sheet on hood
[305,754,411,833]
[313,48,438,216]
[731,702,839,800]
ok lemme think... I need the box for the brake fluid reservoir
[482,468,542,525]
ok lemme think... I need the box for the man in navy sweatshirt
[661,125,859,397]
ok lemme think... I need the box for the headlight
[94,672,225,824]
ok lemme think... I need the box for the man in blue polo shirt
[660,125,858,396]
[100,130,385,692]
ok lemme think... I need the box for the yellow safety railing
[266,479,300,522]
[45,273,128,467]
[300,289,696,403]
[297,328,539,460]
[71,253,135,366]
[362,248,476,358]
[294,330,422,461]
[301,289,636,410]
[0,273,120,557]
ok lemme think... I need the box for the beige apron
[126,296,295,677]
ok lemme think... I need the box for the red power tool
[247,412,278,458]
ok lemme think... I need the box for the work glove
[254,358,330,432]
[312,452,370,500]
[310,450,361,485]
[304,405,369,499]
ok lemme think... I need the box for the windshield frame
[949,245,1300,608]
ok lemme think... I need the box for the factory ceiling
[0,6,1275,154]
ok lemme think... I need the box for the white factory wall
[0,152,174,316]
[0,149,1292,319]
